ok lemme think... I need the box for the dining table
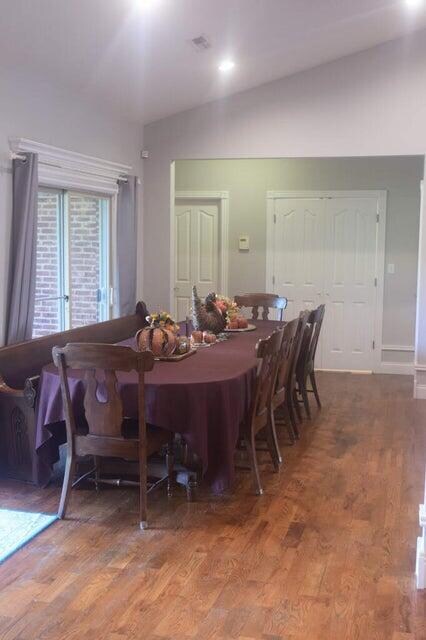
[35,319,281,493]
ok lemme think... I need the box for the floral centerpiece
[146,311,179,333]
[215,295,240,325]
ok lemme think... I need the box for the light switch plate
[387,263,395,274]
[239,235,250,251]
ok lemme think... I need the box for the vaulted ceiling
[1,0,426,124]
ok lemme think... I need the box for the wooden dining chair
[241,328,284,495]
[271,317,300,444]
[296,305,326,419]
[52,343,174,529]
[234,293,288,322]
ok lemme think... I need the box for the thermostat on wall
[239,235,250,251]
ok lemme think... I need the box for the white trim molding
[172,190,229,313]
[379,362,414,375]
[416,469,426,589]
[266,190,387,374]
[9,137,132,195]
[415,179,426,398]
[414,365,426,398]
[379,344,414,375]
[382,344,415,352]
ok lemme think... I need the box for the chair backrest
[307,304,325,366]
[234,293,288,321]
[251,328,284,429]
[274,317,299,395]
[52,343,154,440]
[297,304,326,374]
[290,311,310,383]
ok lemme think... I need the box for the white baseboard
[376,361,414,375]
[316,368,372,374]
[416,537,425,589]
[414,384,426,399]
[416,503,426,589]
[317,363,414,375]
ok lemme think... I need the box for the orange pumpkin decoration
[237,317,248,329]
[191,330,203,344]
[136,326,177,357]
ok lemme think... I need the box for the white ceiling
[1,0,426,125]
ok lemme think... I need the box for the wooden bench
[0,302,148,483]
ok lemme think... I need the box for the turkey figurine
[191,286,227,334]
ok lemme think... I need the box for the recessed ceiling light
[136,0,156,8]
[219,59,235,73]
[406,0,423,7]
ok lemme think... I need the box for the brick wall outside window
[33,191,61,338]
[69,194,101,329]
[33,191,103,337]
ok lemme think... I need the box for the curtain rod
[11,152,27,161]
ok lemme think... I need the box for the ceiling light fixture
[219,59,235,73]
[405,0,423,7]
[136,0,156,8]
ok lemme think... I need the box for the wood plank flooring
[1,372,426,639]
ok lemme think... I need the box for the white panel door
[270,193,380,372]
[322,197,377,371]
[174,201,219,320]
[273,198,326,363]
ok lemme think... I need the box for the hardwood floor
[1,372,426,639]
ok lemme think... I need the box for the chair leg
[274,404,295,445]
[94,456,100,491]
[287,394,300,439]
[58,449,76,519]
[310,371,321,408]
[282,404,296,444]
[166,437,175,498]
[293,387,303,422]
[139,448,148,530]
[246,433,263,496]
[267,409,282,470]
[300,377,311,419]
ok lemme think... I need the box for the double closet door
[270,192,383,372]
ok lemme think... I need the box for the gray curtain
[6,153,38,344]
[116,176,138,316]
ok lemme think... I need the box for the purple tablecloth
[35,320,280,493]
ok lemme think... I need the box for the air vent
[191,35,212,51]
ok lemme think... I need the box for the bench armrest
[0,375,24,397]
[0,374,39,407]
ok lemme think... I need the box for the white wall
[0,64,143,345]
[175,157,424,362]
[143,30,426,314]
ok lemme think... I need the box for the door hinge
[273,214,277,224]
[374,277,377,287]
[372,340,375,350]
[272,275,276,285]
[376,213,379,223]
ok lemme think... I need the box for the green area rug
[0,508,57,563]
